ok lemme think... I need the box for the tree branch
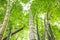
[3,26,25,40]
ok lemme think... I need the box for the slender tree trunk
[48,22,55,40]
[47,32,51,40]
[47,13,55,40]
[36,13,40,40]
[43,12,49,40]
[29,10,36,40]
[0,0,10,40]
[46,10,55,40]
[43,19,48,40]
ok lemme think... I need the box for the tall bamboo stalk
[36,13,40,40]
[0,0,10,40]
[29,10,36,40]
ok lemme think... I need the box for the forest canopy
[0,0,60,40]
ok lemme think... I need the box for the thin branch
[3,26,25,40]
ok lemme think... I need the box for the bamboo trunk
[0,0,10,40]
[36,13,40,40]
[29,10,36,40]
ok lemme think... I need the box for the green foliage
[0,0,60,40]
[20,0,29,3]
[0,0,7,7]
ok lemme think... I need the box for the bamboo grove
[0,0,60,40]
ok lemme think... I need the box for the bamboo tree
[46,3,55,39]
[47,13,55,40]
[36,13,40,40]
[0,0,10,40]
[43,18,48,40]
[47,31,51,40]
[44,2,55,40]
[29,9,36,40]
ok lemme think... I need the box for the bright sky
[54,21,60,29]
[40,14,45,20]
[20,0,34,10]
[20,0,34,16]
